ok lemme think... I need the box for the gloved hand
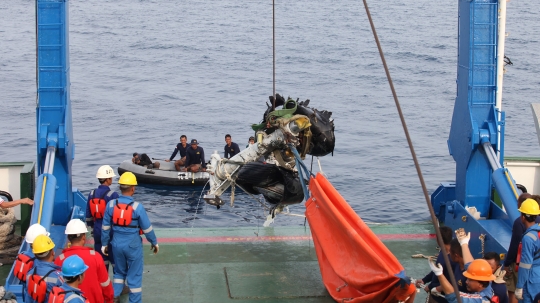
[101,246,108,256]
[428,257,443,276]
[494,267,506,284]
[515,288,523,300]
[455,228,470,245]
[431,287,445,297]
[151,244,159,254]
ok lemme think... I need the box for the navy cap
[190,139,198,145]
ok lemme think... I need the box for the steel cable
[361,0,462,301]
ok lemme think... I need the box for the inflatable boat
[117,160,210,186]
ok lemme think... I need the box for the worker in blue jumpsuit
[52,255,90,303]
[428,229,497,303]
[101,172,158,303]
[86,165,119,271]
[515,198,540,303]
[25,234,64,303]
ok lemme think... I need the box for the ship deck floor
[1,223,436,302]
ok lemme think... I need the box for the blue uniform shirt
[452,263,468,293]
[101,195,158,247]
[224,142,240,158]
[169,143,188,160]
[86,185,119,230]
[445,262,494,303]
[491,281,508,303]
[504,217,540,267]
[56,284,87,303]
[185,146,206,168]
[516,224,540,291]
[25,259,64,303]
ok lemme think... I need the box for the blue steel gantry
[432,0,519,258]
[5,0,87,299]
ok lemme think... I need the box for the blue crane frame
[4,0,87,298]
[432,0,519,258]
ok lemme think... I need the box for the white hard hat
[26,223,50,244]
[65,219,88,235]
[96,165,116,179]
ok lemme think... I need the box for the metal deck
[1,224,436,302]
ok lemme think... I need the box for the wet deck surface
[1,224,436,302]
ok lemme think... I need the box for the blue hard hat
[62,255,89,277]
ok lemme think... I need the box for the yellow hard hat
[518,198,540,215]
[118,172,138,185]
[32,234,55,254]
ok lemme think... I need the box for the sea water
[1,0,539,228]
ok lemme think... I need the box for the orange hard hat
[463,259,496,281]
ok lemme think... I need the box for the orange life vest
[516,230,540,272]
[89,190,110,219]
[112,200,143,234]
[48,286,89,303]
[112,200,135,226]
[27,268,56,303]
[14,253,35,282]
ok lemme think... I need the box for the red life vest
[112,200,136,226]
[112,200,144,235]
[48,287,90,303]
[516,230,540,272]
[89,190,110,219]
[14,253,35,282]
[28,268,56,303]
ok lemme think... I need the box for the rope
[190,180,210,232]
[0,208,22,258]
[361,0,462,301]
[272,0,276,112]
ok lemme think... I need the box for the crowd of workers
[133,134,256,172]
[417,193,540,303]
[12,165,156,303]
[4,133,258,303]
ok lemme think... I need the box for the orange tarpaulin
[305,173,415,303]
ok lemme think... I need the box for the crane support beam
[432,0,518,258]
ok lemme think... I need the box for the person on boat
[101,172,159,303]
[246,136,255,148]
[0,196,33,208]
[54,219,114,303]
[132,153,160,169]
[86,165,119,271]
[165,134,188,171]
[428,229,497,303]
[51,255,90,303]
[515,198,540,303]
[183,139,206,172]
[224,134,240,159]
[503,193,540,303]
[25,234,64,303]
[483,252,508,303]
[415,226,455,303]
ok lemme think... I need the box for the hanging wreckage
[203,94,335,208]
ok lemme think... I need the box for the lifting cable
[361,1,462,301]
